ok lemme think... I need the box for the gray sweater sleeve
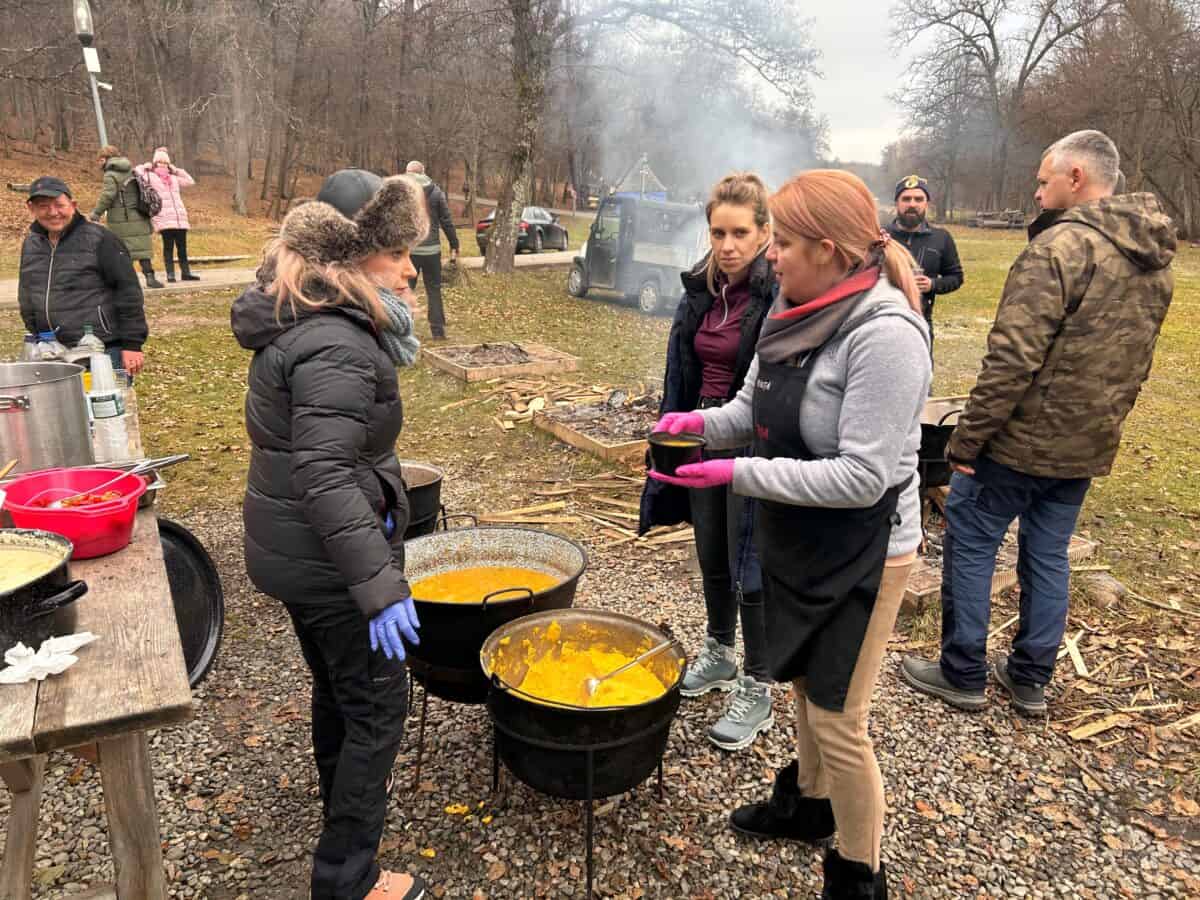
[714,317,930,509]
[698,356,758,449]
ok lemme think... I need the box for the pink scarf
[153,164,173,189]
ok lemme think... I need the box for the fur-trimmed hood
[279,175,429,264]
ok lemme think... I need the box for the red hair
[769,170,920,313]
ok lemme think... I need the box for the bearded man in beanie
[886,175,964,362]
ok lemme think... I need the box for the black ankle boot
[821,848,887,899]
[180,263,200,281]
[729,760,835,842]
[165,266,176,283]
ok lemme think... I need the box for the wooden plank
[1068,713,1129,741]
[533,411,648,464]
[0,755,45,900]
[0,680,38,764]
[98,733,168,899]
[422,342,580,383]
[33,511,192,754]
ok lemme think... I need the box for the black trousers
[286,600,408,900]
[160,228,190,275]
[408,253,445,337]
[689,454,769,680]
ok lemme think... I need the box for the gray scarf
[756,266,879,365]
[377,288,421,367]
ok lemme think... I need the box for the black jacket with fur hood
[232,286,410,617]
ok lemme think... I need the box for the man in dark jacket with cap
[18,176,149,374]
[404,160,458,340]
[886,175,963,361]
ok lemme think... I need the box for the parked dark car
[567,196,707,314]
[476,206,570,254]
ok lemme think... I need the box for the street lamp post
[73,0,109,148]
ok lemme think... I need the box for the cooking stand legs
[0,756,46,900]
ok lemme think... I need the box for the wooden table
[0,509,193,899]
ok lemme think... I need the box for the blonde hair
[769,169,920,312]
[704,172,772,296]
[261,238,387,328]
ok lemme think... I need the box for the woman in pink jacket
[136,147,199,282]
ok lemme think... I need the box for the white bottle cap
[89,352,117,391]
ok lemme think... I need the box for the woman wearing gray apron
[651,170,931,899]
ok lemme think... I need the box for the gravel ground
[5,452,1199,899]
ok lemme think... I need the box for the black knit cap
[894,174,930,202]
[316,169,383,218]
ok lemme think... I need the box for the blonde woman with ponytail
[639,172,776,752]
[651,170,930,899]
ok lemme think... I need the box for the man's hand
[914,274,933,293]
[950,461,975,476]
[122,350,145,375]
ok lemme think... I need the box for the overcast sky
[809,7,909,164]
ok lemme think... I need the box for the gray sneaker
[709,675,774,750]
[900,656,987,711]
[680,637,738,697]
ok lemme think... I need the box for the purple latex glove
[648,458,735,489]
[654,411,705,435]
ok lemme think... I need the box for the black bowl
[0,529,87,657]
[647,431,705,476]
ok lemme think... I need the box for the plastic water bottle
[19,334,37,361]
[74,325,105,353]
[88,352,129,463]
[35,331,67,361]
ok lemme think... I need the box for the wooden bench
[0,510,193,899]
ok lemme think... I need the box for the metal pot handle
[438,513,478,530]
[481,587,534,611]
[0,394,32,411]
[29,580,88,618]
[937,409,962,427]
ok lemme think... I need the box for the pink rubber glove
[653,411,705,435]
[648,458,735,489]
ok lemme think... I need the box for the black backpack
[122,171,162,219]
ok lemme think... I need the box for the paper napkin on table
[0,632,99,684]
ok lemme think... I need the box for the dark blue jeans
[940,456,1090,690]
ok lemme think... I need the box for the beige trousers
[791,561,913,871]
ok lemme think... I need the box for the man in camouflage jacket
[902,130,1175,716]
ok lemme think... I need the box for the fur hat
[279,173,429,265]
[153,147,171,165]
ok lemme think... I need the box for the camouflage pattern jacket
[947,193,1175,478]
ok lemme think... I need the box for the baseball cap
[28,176,73,200]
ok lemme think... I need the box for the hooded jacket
[231,284,411,616]
[92,157,154,260]
[135,163,194,232]
[948,192,1175,478]
[18,211,148,350]
[408,173,459,256]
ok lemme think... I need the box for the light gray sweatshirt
[701,278,932,558]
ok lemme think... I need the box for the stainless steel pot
[0,362,95,474]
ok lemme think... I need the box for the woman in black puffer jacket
[231,169,429,900]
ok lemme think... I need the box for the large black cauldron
[0,529,87,657]
[480,609,685,800]
[400,461,444,540]
[918,396,966,490]
[403,527,587,703]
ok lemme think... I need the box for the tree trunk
[484,0,558,274]
[229,33,250,216]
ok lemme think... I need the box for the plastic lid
[83,324,95,334]
[38,331,57,340]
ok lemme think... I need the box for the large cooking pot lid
[158,518,224,687]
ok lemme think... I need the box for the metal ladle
[584,639,674,699]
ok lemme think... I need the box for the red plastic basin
[3,468,148,559]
